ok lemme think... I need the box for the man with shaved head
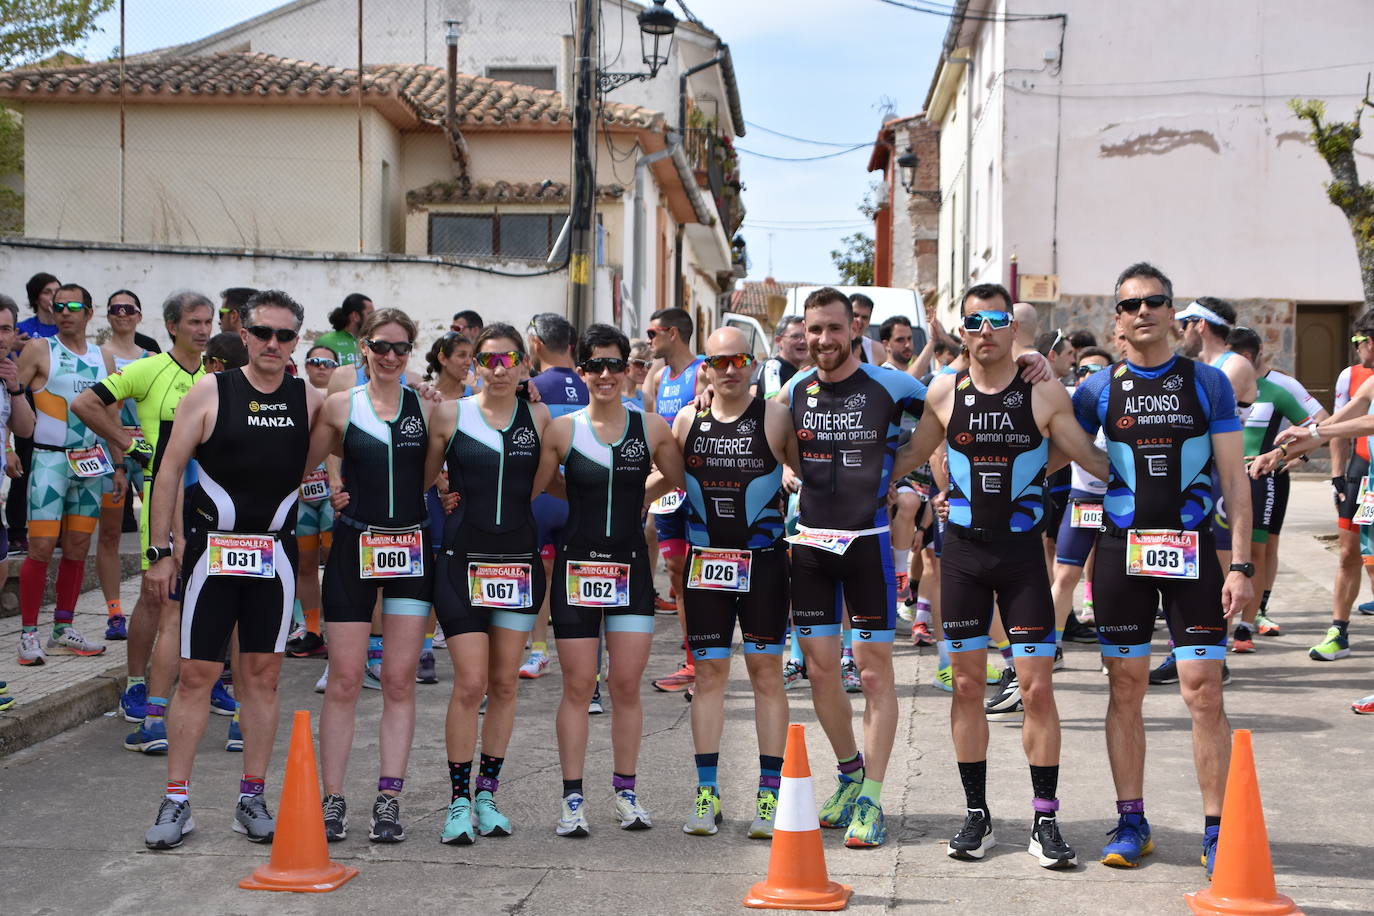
[1013,302,1040,354]
[664,326,801,841]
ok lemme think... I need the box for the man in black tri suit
[895,283,1108,869]
[142,290,322,850]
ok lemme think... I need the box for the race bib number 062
[687,548,751,592]
[565,561,630,607]
[1125,529,1199,580]
[359,528,424,579]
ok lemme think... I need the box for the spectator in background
[17,272,60,343]
[752,314,808,399]
[202,332,249,373]
[218,287,258,334]
[1012,302,1040,354]
[1036,329,1076,381]
[624,339,650,409]
[452,310,484,340]
[1069,329,1097,352]
[847,293,888,366]
[879,316,915,371]
[8,272,62,554]
[317,293,374,368]
[932,339,958,367]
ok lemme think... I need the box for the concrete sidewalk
[0,477,1370,914]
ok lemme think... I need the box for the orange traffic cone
[240,710,358,893]
[1185,729,1302,916]
[745,723,852,911]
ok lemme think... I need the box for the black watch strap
[1228,562,1255,578]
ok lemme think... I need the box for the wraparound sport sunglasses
[246,325,298,344]
[580,357,628,375]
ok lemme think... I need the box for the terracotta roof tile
[729,279,809,319]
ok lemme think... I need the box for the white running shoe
[613,789,652,830]
[556,793,590,837]
[519,650,550,679]
[47,625,106,656]
[17,630,45,666]
[314,665,330,693]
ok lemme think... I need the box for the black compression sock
[958,760,988,815]
[562,778,584,798]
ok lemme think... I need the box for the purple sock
[1117,798,1144,815]
[378,776,404,794]
[612,772,636,792]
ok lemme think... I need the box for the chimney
[445,20,461,134]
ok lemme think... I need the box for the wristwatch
[1228,562,1255,578]
[145,546,173,564]
[1309,425,1322,438]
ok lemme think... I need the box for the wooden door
[1295,304,1351,412]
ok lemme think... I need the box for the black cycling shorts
[1092,530,1226,661]
[790,530,895,643]
[180,531,297,661]
[323,522,434,623]
[551,542,655,639]
[433,525,547,637]
[1339,455,1370,527]
[683,543,789,660]
[939,528,1055,659]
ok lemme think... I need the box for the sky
[74,0,950,285]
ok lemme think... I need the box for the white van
[782,286,931,355]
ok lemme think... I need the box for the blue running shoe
[225,716,243,752]
[121,682,148,723]
[1358,600,1374,616]
[1201,825,1220,877]
[0,693,13,711]
[104,614,128,640]
[125,718,169,754]
[0,679,7,695]
[1101,813,1154,867]
[210,681,237,716]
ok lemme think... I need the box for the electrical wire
[743,121,869,147]
[874,0,1063,23]
[737,144,869,162]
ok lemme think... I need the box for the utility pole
[568,0,599,330]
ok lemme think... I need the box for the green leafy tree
[1291,79,1374,309]
[830,232,874,286]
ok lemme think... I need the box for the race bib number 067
[1125,529,1199,580]
[468,563,533,608]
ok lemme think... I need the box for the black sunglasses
[305,356,339,369]
[245,325,298,343]
[365,339,414,356]
[580,357,628,375]
[1115,294,1172,314]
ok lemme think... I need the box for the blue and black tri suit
[681,396,788,659]
[1073,356,1240,660]
[651,357,704,553]
[782,362,926,641]
[529,366,589,556]
[939,371,1056,658]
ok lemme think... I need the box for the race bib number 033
[565,561,630,607]
[1071,502,1103,529]
[359,528,425,579]
[67,444,114,478]
[1125,529,1199,580]
[686,547,751,592]
[468,562,533,608]
[300,467,331,502]
[207,534,275,577]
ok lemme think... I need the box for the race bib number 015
[1125,529,1199,580]
[300,467,331,502]
[468,563,533,608]
[359,528,424,579]
[686,548,751,592]
[1071,502,1103,529]
[1355,477,1374,526]
[207,534,275,577]
[67,444,114,478]
[565,561,630,607]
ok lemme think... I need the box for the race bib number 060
[468,563,533,608]
[687,548,751,592]
[1125,529,1199,580]
[566,561,630,607]
[67,444,114,478]
[208,534,275,577]
[359,528,424,579]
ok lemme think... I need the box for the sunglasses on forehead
[246,325,298,344]
[703,353,755,371]
[580,357,627,374]
[474,350,524,369]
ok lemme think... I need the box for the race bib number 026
[565,561,630,607]
[468,562,533,608]
[1071,502,1103,529]
[207,534,275,577]
[300,467,331,502]
[359,528,424,579]
[67,444,114,478]
[686,547,751,592]
[1125,529,1199,580]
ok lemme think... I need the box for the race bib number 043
[300,467,331,502]
[67,444,114,478]
[1126,529,1199,580]
[208,534,275,577]
[565,561,630,607]
[468,562,533,608]
[687,548,751,592]
[1071,502,1103,529]
[359,528,425,579]
[648,489,685,515]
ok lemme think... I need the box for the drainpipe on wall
[444,20,470,177]
[632,139,676,333]
[946,54,972,291]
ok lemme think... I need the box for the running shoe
[653,663,695,693]
[145,798,194,850]
[897,601,915,623]
[1255,613,1281,637]
[440,797,475,845]
[931,665,954,692]
[988,697,1024,720]
[1351,693,1374,714]
[684,682,695,703]
[285,630,326,658]
[683,785,721,836]
[1310,626,1351,661]
[104,614,128,641]
[8,537,27,557]
[121,682,148,723]
[225,717,243,752]
[985,668,1020,715]
[124,718,168,754]
[1359,600,1374,616]
[1230,627,1255,653]
[818,773,863,828]
[1053,646,1065,671]
[363,661,383,690]
[588,684,605,715]
[654,590,678,613]
[895,572,911,605]
[315,665,330,694]
[1201,824,1220,877]
[748,791,777,840]
[947,808,995,860]
[474,790,511,837]
[369,793,405,842]
[1063,618,1099,644]
[783,658,807,689]
[1149,655,1179,685]
[1101,812,1153,867]
[0,693,13,711]
[841,657,862,693]
[210,681,237,715]
[432,627,447,649]
[1079,601,1096,625]
[844,796,886,848]
[1029,817,1077,869]
[911,620,935,646]
[519,650,550,679]
[0,680,7,695]
[415,650,438,684]
[322,793,348,841]
[556,793,590,838]
[47,625,105,657]
[985,662,1002,685]
[233,795,275,843]
[479,695,488,715]
[1222,663,1232,686]
[613,789,652,830]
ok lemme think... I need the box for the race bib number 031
[359,528,424,579]
[687,548,751,592]
[468,562,533,608]
[1355,477,1374,526]
[565,561,630,607]
[300,467,331,502]
[67,444,114,478]
[207,534,275,577]
[1125,529,1199,580]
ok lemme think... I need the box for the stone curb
[0,661,125,757]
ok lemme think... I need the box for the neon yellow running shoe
[844,796,887,848]
[818,773,862,828]
[748,790,776,839]
[682,785,720,836]
[985,662,1002,685]
[931,665,954,692]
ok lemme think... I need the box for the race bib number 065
[468,563,533,608]
[1126,529,1199,580]
[208,534,275,578]
[687,548,751,592]
[566,561,630,607]
[300,467,331,502]
[359,528,424,579]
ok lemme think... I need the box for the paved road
[1,478,1371,914]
